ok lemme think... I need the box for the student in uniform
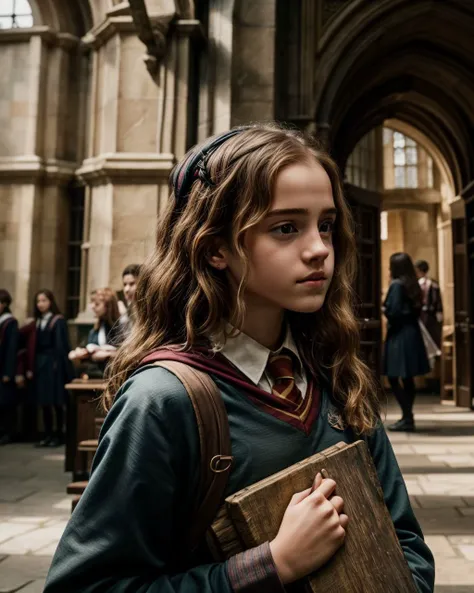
[69,288,121,374]
[0,289,20,445]
[117,264,141,339]
[415,260,443,349]
[44,124,434,593]
[383,253,431,433]
[33,290,74,447]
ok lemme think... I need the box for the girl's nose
[301,231,330,261]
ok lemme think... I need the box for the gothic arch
[34,0,94,35]
[314,0,474,194]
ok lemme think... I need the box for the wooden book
[208,440,417,593]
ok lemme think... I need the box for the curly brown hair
[104,123,380,434]
[92,288,120,330]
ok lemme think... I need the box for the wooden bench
[65,379,106,481]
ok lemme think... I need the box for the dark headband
[171,126,252,205]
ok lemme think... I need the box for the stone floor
[0,396,473,592]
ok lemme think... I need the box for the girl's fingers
[339,513,349,529]
[289,487,313,506]
[313,478,337,500]
[310,472,323,493]
[330,495,344,514]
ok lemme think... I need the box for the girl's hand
[91,350,111,362]
[269,473,348,585]
[70,348,89,361]
[2,376,10,384]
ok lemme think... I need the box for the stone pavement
[0,396,473,592]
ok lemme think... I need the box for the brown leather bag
[151,360,233,551]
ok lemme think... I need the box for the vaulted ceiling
[315,0,474,193]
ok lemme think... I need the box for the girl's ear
[207,240,229,270]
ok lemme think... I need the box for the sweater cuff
[226,541,285,593]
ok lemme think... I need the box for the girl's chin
[284,296,327,314]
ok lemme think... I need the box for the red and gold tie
[267,350,302,407]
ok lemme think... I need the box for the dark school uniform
[0,313,19,406]
[383,280,431,379]
[86,321,122,349]
[419,277,443,348]
[35,314,74,406]
[44,348,435,593]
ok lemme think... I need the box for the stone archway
[313,0,474,194]
[311,0,474,405]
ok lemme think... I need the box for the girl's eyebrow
[266,207,338,218]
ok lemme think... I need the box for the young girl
[384,253,431,433]
[44,125,434,592]
[33,290,74,447]
[0,289,19,445]
[69,288,121,374]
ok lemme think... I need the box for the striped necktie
[267,349,302,407]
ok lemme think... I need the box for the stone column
[0,27,81,321]
[77,11,196,310]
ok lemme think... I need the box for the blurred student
[383,253,430,432]
[33,290,74,447]
[117,264,141,339]
[0,289,20,445]
[69,288,121,375]
[415,260,443,348]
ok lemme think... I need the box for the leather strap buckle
[210,455,233,473]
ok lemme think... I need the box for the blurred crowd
[0,264,141,447]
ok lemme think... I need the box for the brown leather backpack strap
[151,360,233,550]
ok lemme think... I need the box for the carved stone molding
[76,152,175,185]
[0,26,80,51]
[128,0,201,77]
[81,16,137,49]
[0,156,77,184]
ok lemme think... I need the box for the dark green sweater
[44,365,435,592]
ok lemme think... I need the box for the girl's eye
[272,223,298,236]
[319,220,335,234]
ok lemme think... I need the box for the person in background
[415,260,443,349]
[33,290,74,447]
[69,288,121,375]
[384,253,430,432]
[117,264,141,339]
[0,289,20,445]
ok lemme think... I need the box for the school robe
[0,315,19,405]
[383,280,431,379]
[44,360,435,593]
[35,316,74,406]
[419,279,443,348]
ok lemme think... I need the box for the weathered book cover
[208,440,417,593]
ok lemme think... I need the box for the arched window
[0,0,33,29]
[393,131,418,188]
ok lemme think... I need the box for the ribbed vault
[315,0,474,195]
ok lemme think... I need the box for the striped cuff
[226,541,285,593]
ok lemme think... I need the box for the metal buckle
[210,455,233,473]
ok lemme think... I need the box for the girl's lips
[297,273,327,283]
[300,279,326,286]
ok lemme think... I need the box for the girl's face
[36,293,51,314]
[218,161,336,317]
[123,274,137,303]
[0,302,5,315]
[92,297,106,319]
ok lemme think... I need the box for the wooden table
[65,379,106,480]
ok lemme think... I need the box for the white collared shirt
[0,312,13,327]
[98,324,107,346]
[219,326,308,398]
[37,312,53,330]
